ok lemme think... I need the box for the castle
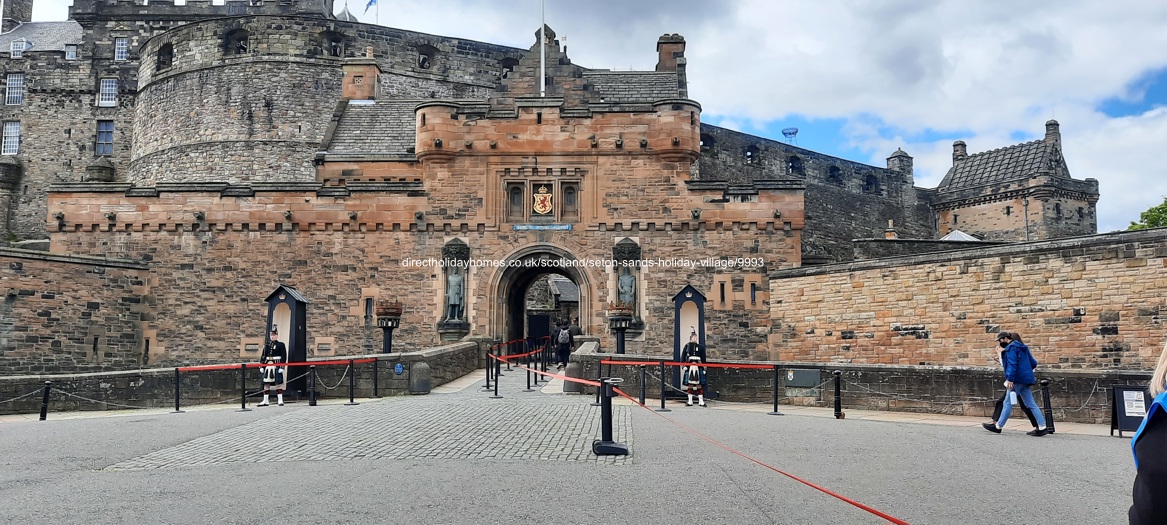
[2,0,1135,378]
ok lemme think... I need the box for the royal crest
[533,185,553,215]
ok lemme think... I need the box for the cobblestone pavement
[107,389,632,470]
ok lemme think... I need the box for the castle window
[224,29,249,55]
[750,283,757,305]
[506,183,525,222]
[114,37,129,61]
[745,145,759,165]
[156,44,173,71]
[787,156,804,175]
[321,31,347,58]
[10,39,26,59]
[500,57,518,79]
[699,133,714,151]
[1004,205,1012,216]
[1055,203,1062,217]
[562,183,579,221]
[65,45,77,60]
[863,173,881,194]
[827,166,842,184]
[97,78,117,107]
[416,45,438,70]
[2,121,20,155]
[95,120,114,156]
[5,73,23,105]
[1078,207,1085,219]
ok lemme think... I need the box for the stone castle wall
[768,228,1167,370]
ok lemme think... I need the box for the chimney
[1044,119,1061,146]
[884,220,898,240]
[341,47,381,101]
[655,33,686,72]
[952,140,967,165]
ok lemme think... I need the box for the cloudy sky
[32,0,1167,232]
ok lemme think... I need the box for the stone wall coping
[0,247,147,270]
[772,227,1167,279]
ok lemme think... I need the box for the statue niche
[437,240,471,341]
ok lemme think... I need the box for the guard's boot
[698,394,707,407]
[686,393,694,406]
[258,394,270,407]
[277,393,284,406]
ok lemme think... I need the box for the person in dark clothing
[258,327,288,406]
[989,332,1040,431]
[1130,341,1167,524]
[555,321,573,369]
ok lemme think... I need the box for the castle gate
[489,245,593,344]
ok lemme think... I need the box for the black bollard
[591,361,603,407]
[174,368,184,413]
[484,352,493,391]
[656,360,671,412]
[524,365,533,392]
[373,359,380,398]
[593,378,629,456]
[344,359,359,406]
[768,365,784,416]
[1040,379,1056,434]
[639,365,646,405]
[237,363,251,412]
[490,357,503,399]
[833,370,843,419]
[38,381,51,421]
[309,365,317,406]
[505,342,512,371]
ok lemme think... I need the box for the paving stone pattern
[106,383,631,470]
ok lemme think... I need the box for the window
[828,166,842,184]
[787,156,804,175]
[98,79,117,107]
[65,45,77,60]
[745,145,759,165]
[10,39,26,58]
[863,174,881,194]
[2,121,20,155]
[699,133,714,151]
[156,44,173,71]
[95,120,114,156]
[750,283,757,305]
[225,29,249,55]
[562,184,579,221]
[6,73,23,105]
[114,37,129,61]
[506,183,524,222]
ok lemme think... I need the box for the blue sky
[29,0,1167,232]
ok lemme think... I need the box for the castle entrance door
[490,246,592,348]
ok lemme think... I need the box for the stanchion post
[237,363,251,412]
[833,370,843,419]
[505,341,512,371]
[484,351,493,391]
[373,359,380,398]
[38,381,51,421]
[174,368,184,413]
[490,356,503,399]
[768,365,784,416]
[1040,379,1056,434]
[591,360,603,407]
[656,360,671,412]
[639,365,646,405]
[309,365,317,406]
[344,359,359,406]
[592,377,629,456]
[524,364,533,392]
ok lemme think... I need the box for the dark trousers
[991,389,1039,428]
[556,343,571,365]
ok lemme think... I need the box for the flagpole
[539,0,545,98]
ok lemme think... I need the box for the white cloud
[29,0,1167,230]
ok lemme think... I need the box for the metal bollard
[592,377,629,456]
[524,365,534,392]
[768,365,784,416]
[656,360,671,412]
[591,361,603,407]
[373,359,380,398]
[344,359,359,406]
[237,363,251,412]
[1040,379,1056,434]
[505,342,512,371]
[174,368,184,413]
[484,352,493,391]
[639,365,646,405]
[833,370,843,419]
[38,381,51,421]
[489,357,503,399]
[309,365,317,406]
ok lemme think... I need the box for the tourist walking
[989,332,1039,431]
[1130,341,1167,524]
[982,332,1048,436]
[555,321,574,369]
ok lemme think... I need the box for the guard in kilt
[259,327,288,406]
[680,330,707,407]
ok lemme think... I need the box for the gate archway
[488,245,594,343]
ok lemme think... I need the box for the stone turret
[1045,119,1061,146]
[886,147,913,177]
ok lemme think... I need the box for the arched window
[787,156,804,175]
[417,44,438,70]
[745,145,759,165]
[562,184,579,221]
[156,43,173,71]
[699,133,714,151]
[224,29,249,55]
[321,31,346,57]
[863,173,881,194]
[507,184,524,221]
[828,166,842,185]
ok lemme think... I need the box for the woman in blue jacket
[982,332,1048,436]
[1130,342,1167,524]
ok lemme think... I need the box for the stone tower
[1,0,33,32]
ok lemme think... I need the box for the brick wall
[769,228,1167,370]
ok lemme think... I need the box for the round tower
[130,16,350,185]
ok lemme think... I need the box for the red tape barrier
[599,359,774,370]
[177,358,377,373]
[498,358,910,525]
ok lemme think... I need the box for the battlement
[68,0,335,22]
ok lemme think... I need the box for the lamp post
[609,310,633,355]
[376,300,402,353]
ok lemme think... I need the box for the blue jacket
[1002,341,1037,385]
[1132,390,1166,468]
[1130,390,1167,524]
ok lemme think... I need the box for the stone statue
[445,268,464,321]
[617,268,636,306]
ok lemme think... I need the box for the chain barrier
[312,366,351,391]
[50,389,153,410]
[0,388,44,405]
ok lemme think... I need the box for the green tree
[1128,197,1167,230]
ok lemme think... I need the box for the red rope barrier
[177,358,377,372]
[599,359,775,370]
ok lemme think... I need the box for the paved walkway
[0,367,1137,524]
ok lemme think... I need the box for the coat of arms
[533,185,553,215]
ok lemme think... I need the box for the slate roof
[2,21,83,53]
[327,100,419,155]
[549,275,579,302]
[937,139,1059,192]
[584,71,680,103]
